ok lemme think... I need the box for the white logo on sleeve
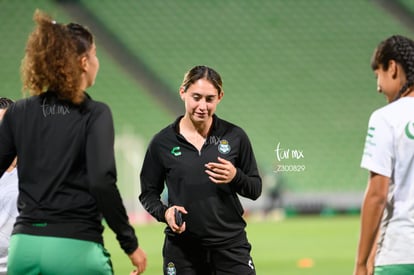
[248,259,255,270]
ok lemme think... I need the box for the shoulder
[3,97,35,120]
[369,98,414,125]
[80,96,113,123]
[83,94,111,112]
[8,97,34,111]
[74,96,114,131]
[149,120,177,145]
[214,115,247,136]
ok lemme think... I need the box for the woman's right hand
[165,206,187,234]
[128,247,147,274]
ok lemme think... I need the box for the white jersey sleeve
[360,110,394,177]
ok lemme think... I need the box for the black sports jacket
[140,115,262,248]
[0,92,138,254]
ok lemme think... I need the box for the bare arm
[367,231,379,275]
[354,172,389,275]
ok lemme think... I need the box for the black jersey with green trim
[140,115,262,248]
[0,92,138,254]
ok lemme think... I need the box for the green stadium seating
[1,0,413,212]
[77,0,413,193]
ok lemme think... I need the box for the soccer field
[103,215,360,274]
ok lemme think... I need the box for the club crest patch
[218,139,231,154]
[166,262,176,275]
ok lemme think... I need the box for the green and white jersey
[361,97,414,266]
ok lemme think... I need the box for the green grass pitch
[103,215,360,274]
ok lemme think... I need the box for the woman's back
[1,91,116,244]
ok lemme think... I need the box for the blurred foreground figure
[0,10,146,275]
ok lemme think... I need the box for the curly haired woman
[0,10,146,275]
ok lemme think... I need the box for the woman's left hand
[205,157,237,184]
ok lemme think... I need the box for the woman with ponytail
[0,10,146,274]
[354,35,414,275]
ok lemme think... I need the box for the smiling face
[180,78,223,126]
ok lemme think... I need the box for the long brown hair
[21,9,94,104]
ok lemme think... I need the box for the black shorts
[162,235,256,275]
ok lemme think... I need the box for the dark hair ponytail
[371,35,414,101]
[396,36,414,97]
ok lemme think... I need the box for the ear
[80,55,88,72]
[179,86,186,101]
[388,60,398,79]
[217,90,224,102]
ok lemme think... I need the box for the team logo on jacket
[405,121,414,140]
[218,139,231,154]
[171,146,182,156]
[166,262,176,275]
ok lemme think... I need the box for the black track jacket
[0,92,138,254]
[140,115,262,248]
